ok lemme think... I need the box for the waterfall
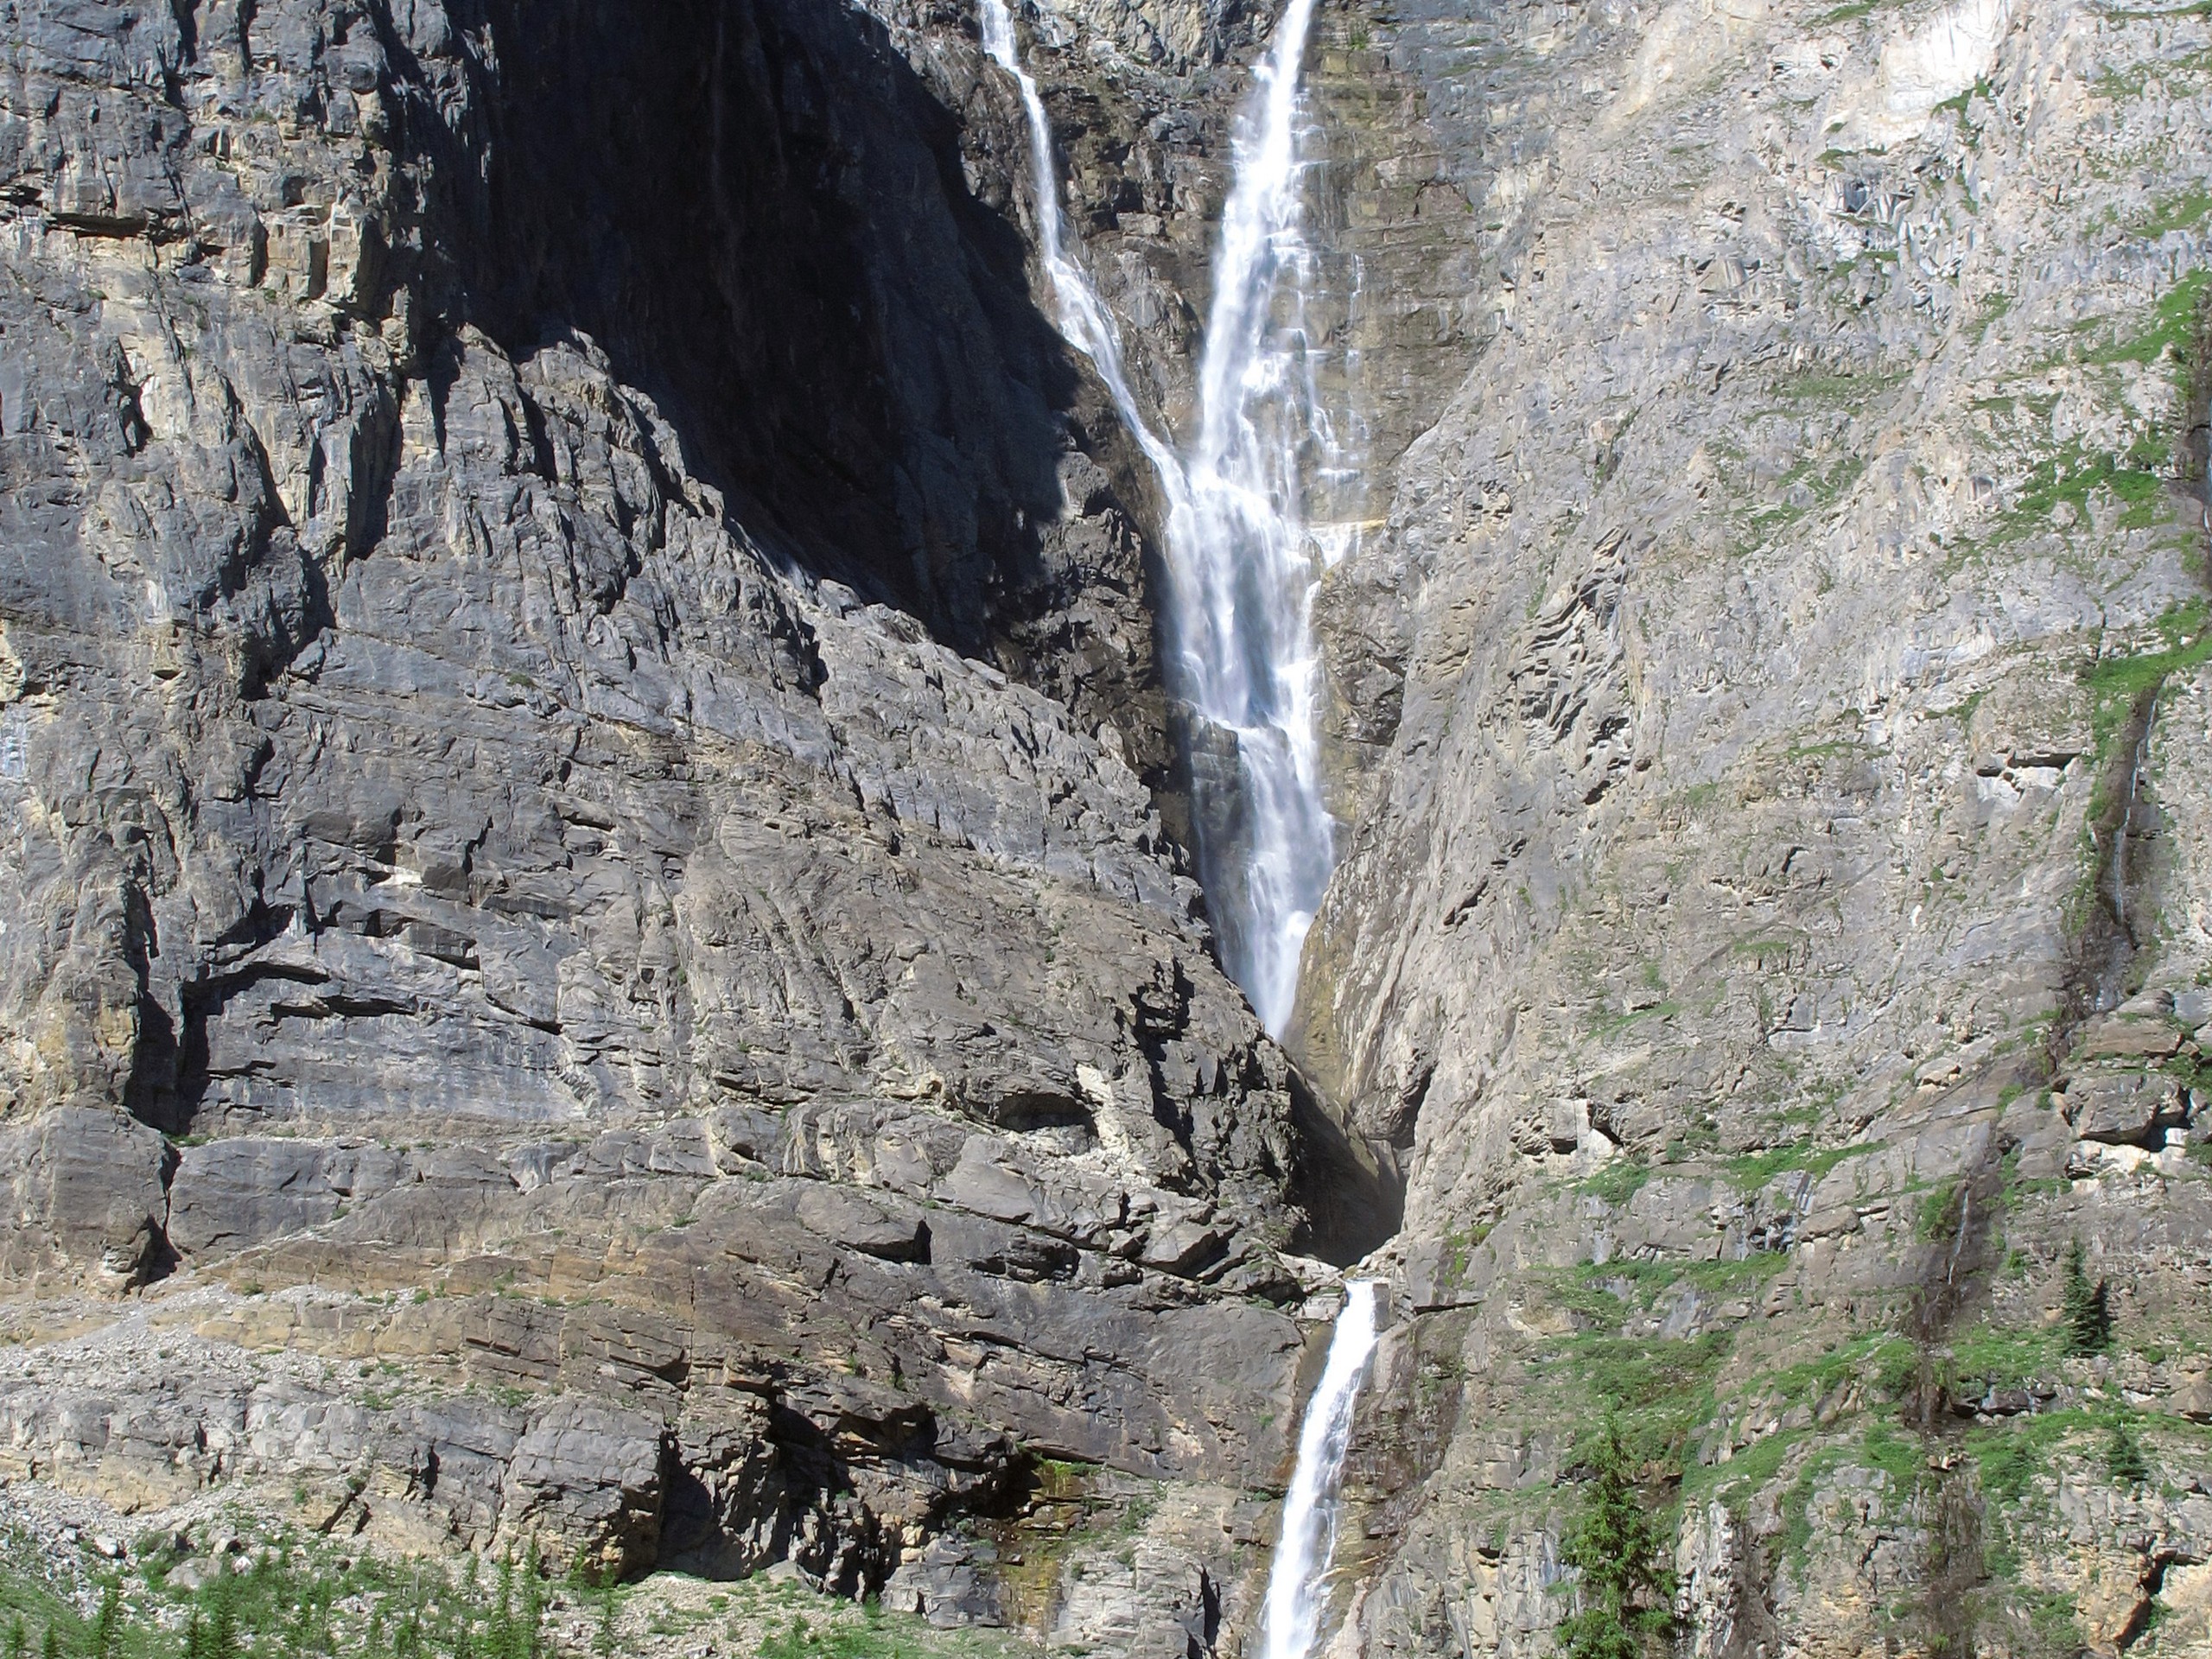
[978,0,1337,1036]
[976,0,1184,493]
[1171,0,1335,1038]
[1257,1279,1383,1659]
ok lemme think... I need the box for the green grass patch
[2139,188,2212,238]
[1591,1000,1683,1039]
[1995,443,2169,542]
[1580,1159,1655,1208]
[1780,1444,1853,1567]
[1815,0,1904,25]
[2084,598,2212,745]
[2079,267,2208,372]
[1761,1333,1911,1407]
[1859,1421,1928,1491]
[1440,1224,1495,1287]
[1544,1331,1732,1466]
[1775,369,1907,404]
[1776,1423,1928,1568]
[1915,1178,1964,1242]
[1689,1421,1811,1504]
[1721,1141,1858,1191]
[1946,1319,2065,1394]
[1586,1254,1792,1300]
[2077,597,2212,830]
[1968,1409,2094,1508]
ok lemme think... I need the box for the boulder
[791,1183,930,1262]
[499,1398,669,1579]
[2061,1070,2187,1147]
[2074,1018,2185,1063]
[0,1109,169,1286]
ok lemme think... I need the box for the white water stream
[979,0,1336,1034]
[1257,1279,1383,1659]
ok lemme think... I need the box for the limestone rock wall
[0,0,1353,1626]
[7,0,2212,1650]
[1268,0,2212,1651]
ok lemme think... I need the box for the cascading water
[1256,1280,1383,1659]
[978,0,1338,1035]
[1167,0,1336,1038]
[977,0,1186,492]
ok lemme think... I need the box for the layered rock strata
[8,0,2212,1652]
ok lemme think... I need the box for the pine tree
[494,1552,515,1654]
[90,1586,120,1659]
[37,1629,56,1659]
[2107,1419,2151,1488]
[2063,1238,2112,1355]
[593,1580,618,1659]
[4,1614,23,1659]
[520,1541,547,1659]
[1555,1417,1678,1659]
[204,1571,240,1659]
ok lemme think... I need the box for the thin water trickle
[976,0,1183,491]
[978,0,1338,1036]
[1257,1280,1382,1659]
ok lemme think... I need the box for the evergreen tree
[89,1586,120,1659]
[38,1629,57,1659]
[593,1580,618,1659]
[206,1575,240,1659]
[2063,1238,2112,1355]
[520,1541,547,1659]
[5,1614,24,1659]
[494,1551,515,1653]
[2107,1419,2151,1488]
[1555,1417,1677,1659]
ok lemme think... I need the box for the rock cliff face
[969,0,2212,1649]
[1273,0,2212,1653]
[0,0,1358,1627]
[3,0,2211,1654]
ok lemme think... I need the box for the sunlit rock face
[1263,0,2212,1654]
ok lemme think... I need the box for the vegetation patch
[2138,188,2212,237]
[2077,267,2209,378]
[1542,1328,1731,1467]
[1580,1159,1655,1208]
[1774,1425,1936,1571]
[2083,598,2212,757]
[1994,443,2167,542]
[1770,368,1907,406]
[1584,1254,1791,1301]
[1944,1319,2065,1394]
[0,1526,1042,1659]
[1552,1418,1679,1659]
